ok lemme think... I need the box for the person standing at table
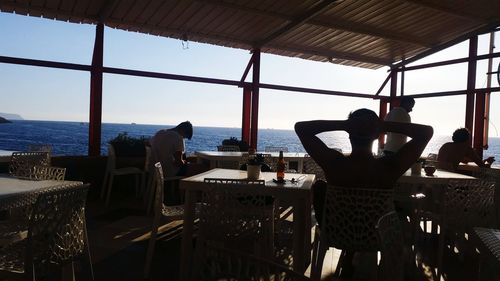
[150,121,206,177]
[383,96,415,155]
[437,128,495,171]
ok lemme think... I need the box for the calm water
[1,120,500,161]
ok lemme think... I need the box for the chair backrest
[152,162,166,218]
[217,145,240,152]
[199,178,272,247]
[26,184,90,276]
[443,179,496,229]
[192,243,310,281]
[303,155,326,181]
[33,165,66,181]
[264,146,288,152]
[106,144,117,170]
[9,151,51,179]
[321,185,394,251]
[376,212,406,281]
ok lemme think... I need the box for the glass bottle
[276,150,285,181]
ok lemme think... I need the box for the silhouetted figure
[150,121,206,177]
[437,128,494,171]
[384,96,416,154]
[295,108,432,279]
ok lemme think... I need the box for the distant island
[0,117,12,123]
[0,112,23,120]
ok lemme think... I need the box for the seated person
[295,108,433,190]
[437,128,494,171]
[150,121,207,177]
[294,108,433,278]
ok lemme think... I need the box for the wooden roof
[1,0,500,69]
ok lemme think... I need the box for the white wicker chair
[311,185,394,280]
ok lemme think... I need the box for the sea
[2,120,500,161]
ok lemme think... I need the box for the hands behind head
[346,115,382,140]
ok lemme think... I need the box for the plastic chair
[311,185,394,280]
[1,166,68,248]
[0,184,94,280]
[144,162,194,279]
[434,179,496,280]
[197,178,275,258]
[32,165,66,181]
[192,243,310,281]
[101,144,149,207]
[9,152,51,179]
[376,211,413,281]
[28,144,53,154]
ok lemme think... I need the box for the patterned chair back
[9,152,51,179]
[376,212,406,281]
[322,185,394,251]
[443,179,496,229]
[198,178,273,255]
[26,184,90,276]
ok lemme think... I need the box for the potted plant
[108,132,148,157]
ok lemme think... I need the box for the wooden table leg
[179,190,195,281]
[293,196,311,273]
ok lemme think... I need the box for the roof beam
[268,44,392,67]
[255,0,338,47]
[195,0,432,47]
[393,20,500,68]
[406,0,485,22]
[98,0,119,22]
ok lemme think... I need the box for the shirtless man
[295,108,432,278]
[437,128,494,171]
[295,108,433,189]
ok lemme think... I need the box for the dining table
[194,151,309,172]
[0,174,84,210]
[178,168,315,280]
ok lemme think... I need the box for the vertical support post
[483,32,496,150]
[389,69,398,109]
[400,66,405,96]
[241,86,252,146]
[89,23,104,156]
[465,36,478,138]
[250,49,261,149]
[378,99,388,151]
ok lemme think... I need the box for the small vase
[247,164,261,180]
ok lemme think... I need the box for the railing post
[241,86,252,146]
[378,99,388,151]
[250,49,260,149]
[465,36,478,143]
[389,68,398,109]
[89,23,104,156]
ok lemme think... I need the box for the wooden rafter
[267,44,392,67]
[195,0,431,47]
[406,0,486,22]
[392,20,500,68]
[255,0,338,47]
[98,0,119,22]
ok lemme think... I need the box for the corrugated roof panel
[1,0,500,69]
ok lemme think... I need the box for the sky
[1,12,500,137]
